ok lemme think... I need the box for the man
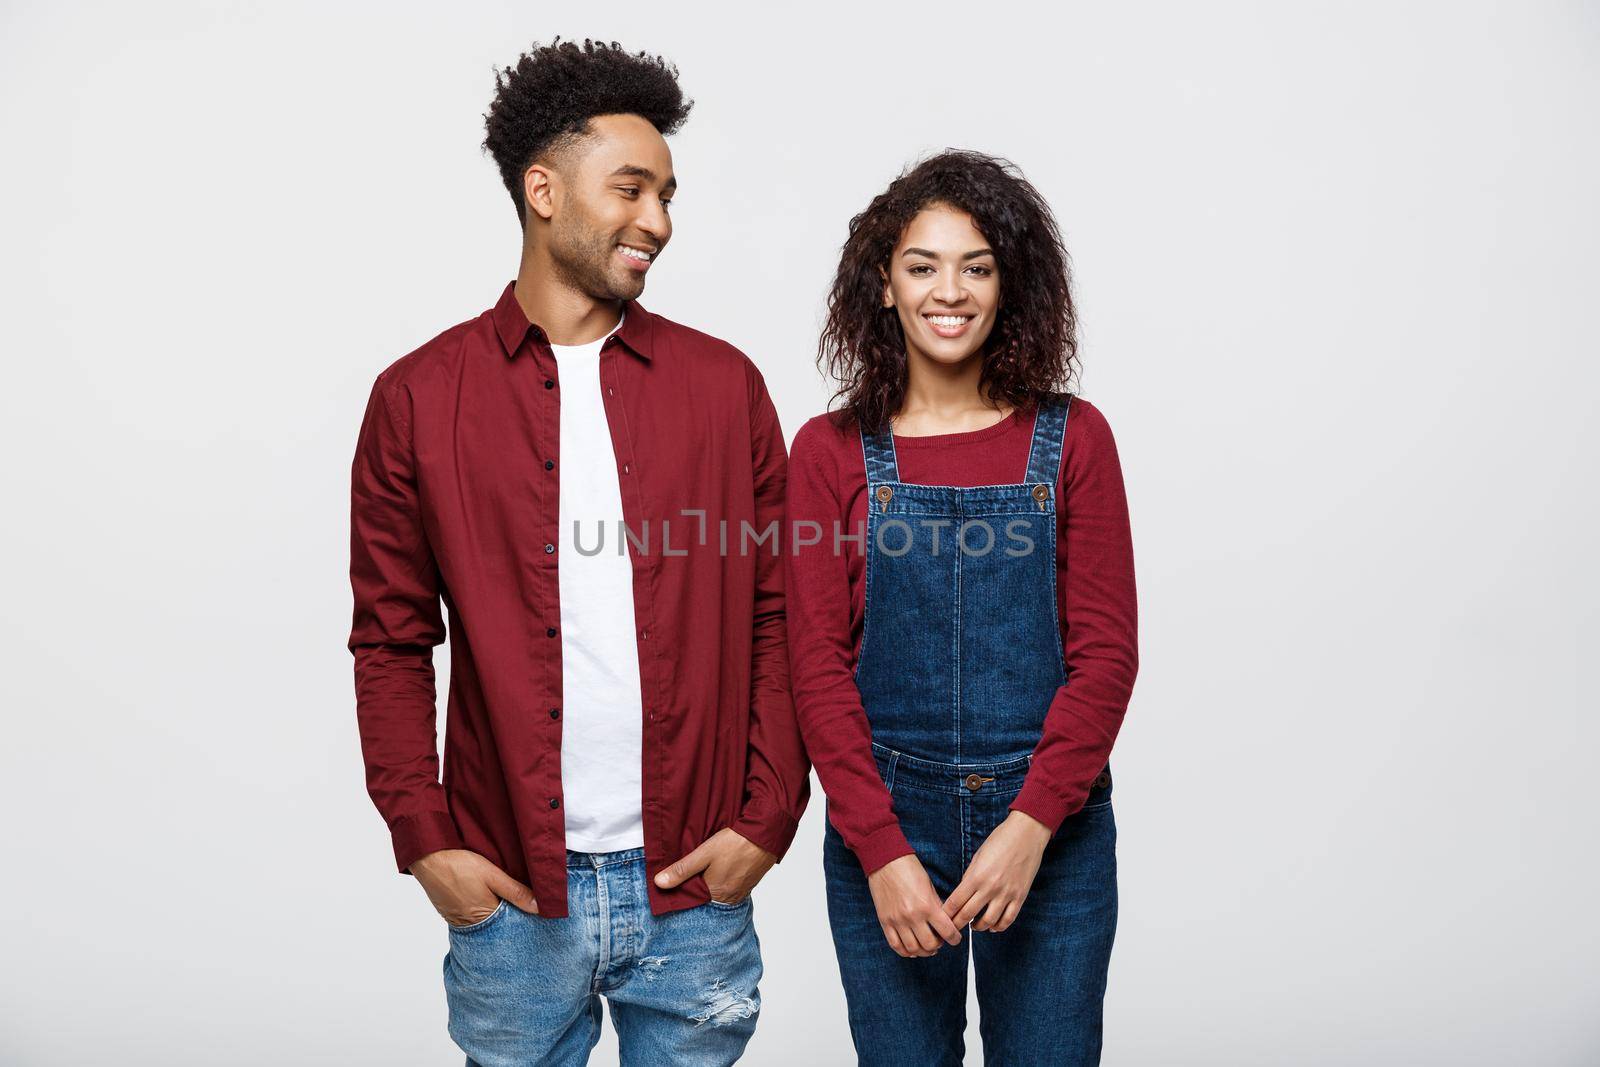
[347,39,810,1065]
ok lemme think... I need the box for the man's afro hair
[483,37,693,226]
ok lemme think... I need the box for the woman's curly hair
[818,150,1079,435]
[483,38,693,227]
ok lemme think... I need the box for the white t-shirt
[549,314,645,853]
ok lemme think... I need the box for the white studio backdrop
[2,2,1596,1063]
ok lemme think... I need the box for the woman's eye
[908,265,934,275]
[966,266,993,276]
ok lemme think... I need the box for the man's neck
[513,250,623,346]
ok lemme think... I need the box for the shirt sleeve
[348,376,465,874]
[1010,398,1140,832]
[784,422,916,875]
[728,362,812,859]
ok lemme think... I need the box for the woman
[784,149,1139,1065]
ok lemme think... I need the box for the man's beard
[547,215,645,302]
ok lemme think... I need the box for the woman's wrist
[1004,809,1053,849]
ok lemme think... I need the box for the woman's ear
[879,266,893,309]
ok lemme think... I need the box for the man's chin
[608,274,647,302]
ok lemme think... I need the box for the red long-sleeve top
[783,398,1139,874]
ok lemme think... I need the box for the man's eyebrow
[901,247,995,260]
[610,164,678,192]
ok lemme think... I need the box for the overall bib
[822,396,1118,1067]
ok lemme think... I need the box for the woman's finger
[910,920,943,955]
[951,883,990,929]
[929,904,963,945]
[943,877,977,920]
[974,894,1008,932]
[992,897,1023,933]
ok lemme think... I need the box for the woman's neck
[895,355,1014,437]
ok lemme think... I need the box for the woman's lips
[924,314,973,338]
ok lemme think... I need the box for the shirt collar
[492,280,656,361]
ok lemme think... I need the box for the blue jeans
[824,752,1117,1065]
[443,847,762,1066]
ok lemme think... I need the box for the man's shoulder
[371,309,493,394]
[644,307,753,373]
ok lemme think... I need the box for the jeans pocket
[706,896,752,912]
[445,898,509,934]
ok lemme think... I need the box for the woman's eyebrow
[901,247,995,259]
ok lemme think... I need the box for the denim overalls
[822,395,1118,1067]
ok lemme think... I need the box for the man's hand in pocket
[410,848,539,926]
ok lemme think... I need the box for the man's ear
[523,164,557,223]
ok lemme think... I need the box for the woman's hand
[942,810,1052,932]
[866,853,963,957]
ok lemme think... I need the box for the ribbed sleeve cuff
[852,822,916,875]
[1009,779,1074,836]
[390,810,466,875]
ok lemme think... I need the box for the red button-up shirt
[348,280,810,917]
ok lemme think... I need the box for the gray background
[2,1,1596,1063]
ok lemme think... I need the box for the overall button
[964,773,994,792]
[1031,483,1050,505]
[1094,771,1111,789]
[875,485,893,508]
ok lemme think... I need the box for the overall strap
[860,420,901,485]
[1023,394,1073,486]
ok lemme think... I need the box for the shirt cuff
[390,810,466,875]
[1009,777,1075,836]
[852,822,916,876]
[730,803,801,861]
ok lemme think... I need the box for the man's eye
[619,186,640,196]
[660,198,673,209]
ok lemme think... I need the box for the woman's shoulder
[793,409,861,457]
[1058,393,1127,488]
[1063,393,1117,444]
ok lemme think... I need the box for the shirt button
[606,387,614,396]
[622,463,630,474]
[544,543,555,554]
[545,460,554,470]
[550,708,560,720]
[549,797,560,809]
[544,379,555,389]
[546,627,557,638]
[640,629,648,640]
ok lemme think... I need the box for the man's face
[536,113,676,302]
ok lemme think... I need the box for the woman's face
[882,204,1000,367]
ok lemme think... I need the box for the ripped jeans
[444,847,762,1066]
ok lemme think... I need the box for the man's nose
[636,202,670,243]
